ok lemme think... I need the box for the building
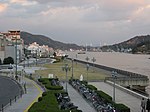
[27,42,54,58]
[0,30,24,63]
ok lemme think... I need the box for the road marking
[24,78,43,112]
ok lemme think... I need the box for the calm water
[66,51,150,94]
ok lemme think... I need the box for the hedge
[71,79,130,112]
[86,85,97,91]
[38,78,63,90]
[29,78,82,112]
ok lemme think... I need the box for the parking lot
[61,82,96,112]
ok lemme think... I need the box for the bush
[86,85,97,91]
[29,91,81,112]
[3,57,14,64]
[45,84,63,90]
[42,92,47,97]
[80,80,88,86]
[114,104,130,112]
[38,97,42,102]
[96,90,112,103]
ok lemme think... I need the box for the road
[0,76,21,108]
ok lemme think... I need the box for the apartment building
[0,30,24,63]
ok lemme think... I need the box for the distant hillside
[20,32,83,50]
[101,35,150,53]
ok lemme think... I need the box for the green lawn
[33,60,109,81]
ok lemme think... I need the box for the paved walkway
[89,82,143,112]
[4,78,43,112]
[61,82,96,112]
[0,65,45,112]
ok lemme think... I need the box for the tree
[53,52,57,57]
[3,57,14,64]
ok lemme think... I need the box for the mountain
[101,35,150,53]
[20,32,83,50]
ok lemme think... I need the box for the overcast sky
[0,0,150,46]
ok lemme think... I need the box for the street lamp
[15,34,17,79]
[76,54,77,65]
[35,50,38,66]
[85,56,89,62]
[91,57,96,72]
[62,64,70,92]
[71,58,74,79]
[86,64,89,82]
[27,56,29,67]
[111,71,117,102]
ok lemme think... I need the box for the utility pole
[15,32,17,79]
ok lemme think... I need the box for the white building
[27,42,53,58]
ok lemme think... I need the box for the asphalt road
[0,76,21,107]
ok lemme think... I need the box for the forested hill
[20,31,83,50]
[101,35,150,54]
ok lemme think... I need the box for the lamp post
[62,64,70,92]
[27,56,29,67]
[71,58,74,79]
[15,33,17,79]
[76,54,77,65]
[86,64,89,82]
[85,56,89,63]
[36,50,37,66]
[91,57,96,72]
[111,71,117,102]
[85,56,90,81]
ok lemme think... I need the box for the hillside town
[0,30,58,64]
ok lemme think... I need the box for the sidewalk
[61,82,96,112]
[4,78,43,112]
[89,82,143,112]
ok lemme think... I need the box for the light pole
[76,54,77,65]
[91,57,96,72]
[36,50,37,66]
[27,56,29,67]
[86,64,89,82]
[15,33,17,79]
[111,71,117,102]
[85,56,89,63]
[85,56,90,81]
[62,64,70,92]
[71,58,74,79]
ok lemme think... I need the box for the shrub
[3,57,14,64]
[45,84,63,90]
[86,85,97,91]
[42,92,47,97]
[96,90,112,103]
[80,80,88,86]
[38,97,42,102]
[114,104,130,112]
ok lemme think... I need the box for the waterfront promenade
[66,51,150,94]
[90,82,144,112]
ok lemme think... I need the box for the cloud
[0,3,8,13]
[0,0,150,45]
[10,0,37,6]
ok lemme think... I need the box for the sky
[0,0,150,46]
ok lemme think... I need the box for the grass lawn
[33,60,110,81]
